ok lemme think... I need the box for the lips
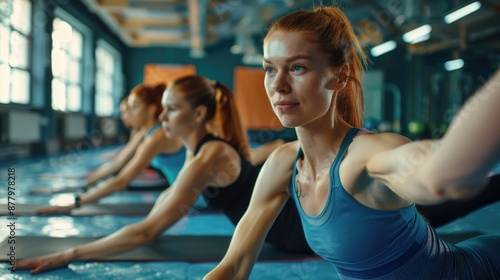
[274,100,299,111]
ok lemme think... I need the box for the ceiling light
[444,2,481,24]
[402,24,432,43]
[444,58,464,71]
[370,40,397,57]
[409,33,431,44]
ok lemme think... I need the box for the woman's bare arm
[37,131,167,214]
[17,142,222,274]
[86,129,146,185]
[204,142,297,280]
[367,69,500,204]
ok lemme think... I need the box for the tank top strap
[330,128,364,186]
[145,123,162,137]
[194,134,220,156]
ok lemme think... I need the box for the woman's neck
[140,120,158,131]
[296,118,352,173]
[183,128,209,154]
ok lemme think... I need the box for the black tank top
[194,134,257,225]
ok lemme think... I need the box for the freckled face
[158,87,197,139]
[127,94,149,128]
[263,31,337,128]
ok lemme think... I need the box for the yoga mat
[37,172,90,180]
[29,178,168,195]
[0,203,154,216]
[0,236,316,262]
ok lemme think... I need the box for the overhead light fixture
[444,58,464,71]
[444,1,481,24]
[409,33,431,44]
[402,24,432,44]
[370,40,397,57]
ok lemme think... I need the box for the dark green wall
[124,38,251,93]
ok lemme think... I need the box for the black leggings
[417,175,500,227]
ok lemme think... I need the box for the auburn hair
[264,6,367,127]
[170,75,250,160]
[130,83,166,119]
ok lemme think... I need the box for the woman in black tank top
[16,75,309,274]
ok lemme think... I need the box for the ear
[193,105,208,123]
[334,63,350,91]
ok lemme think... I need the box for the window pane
[67,84,81,111]
[70,30,82,58]
[52,78,66,111]
[0,25,9,62]
[9,31,28,68]
[68,58,80,83]
[96,95,113,117]
[104,73,113,93]
[51,49,67,78]
[52,18,72,50]
[10,68,29,104]
[95,41,120,117]
[0,63,10,103]
[103,52,113,73]
[11,0,31,35]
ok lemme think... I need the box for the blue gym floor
[0,146,499,279]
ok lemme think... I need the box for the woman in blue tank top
[36,83,186,214]
[17,75,306,274]
[205,6,500,280]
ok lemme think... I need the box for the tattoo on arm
[296,180,309,198]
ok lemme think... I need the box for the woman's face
[263,31,338,128]
[159,87,197,139]
[127,94,150,128]
[119,100,132,128]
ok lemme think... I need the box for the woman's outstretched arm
[367,69,500,204]
[86,128,146,185]
[204,142,297,280]
[37,130,168,214]
[422,69,500,195]
[16,146,215,274]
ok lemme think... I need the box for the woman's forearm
[80,177,128,205]
[86,163,121,185]
[70,223,151,261]
[425,69,500,193]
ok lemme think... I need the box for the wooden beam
[97,0,181,11]
[407,39,460,54]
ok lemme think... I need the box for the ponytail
[213,83,251,160]
[171,75,250,160]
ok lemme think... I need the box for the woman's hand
[16,250,74,274]
[37,205,75,215]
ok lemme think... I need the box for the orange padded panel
[234,66,284,130]
[143,64,196,86]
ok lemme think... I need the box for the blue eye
[264,67,274,74]
[292,65,304,72]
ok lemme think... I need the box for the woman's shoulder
[196,139,239,162]
[349,132,411,160]
[263,141,299,170]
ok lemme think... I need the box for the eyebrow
[263,54,313,64]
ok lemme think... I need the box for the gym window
[95,40,122,117]
[0,0,32,105]
[51,15,84,112]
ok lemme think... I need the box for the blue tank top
[290,128,500,279]
[290,128,429,277]
[146,123,186,183]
